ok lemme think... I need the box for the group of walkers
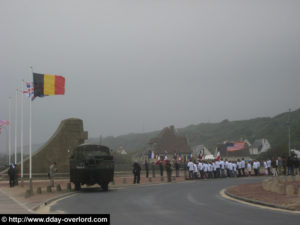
[133,156,299,184]
[186,156,300,180]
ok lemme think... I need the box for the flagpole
[21,80,24,187]
[29,66,33,191]
[14,89,18,164]
[8,97,11,165]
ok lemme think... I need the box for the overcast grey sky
[0,0,300,154]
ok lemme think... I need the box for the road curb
[32,192,76,212]
[224,187,299,212]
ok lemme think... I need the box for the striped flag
[178,152,182,162]
[155,154,161,165]
[226,142,245,152]
[0,120,9,135]
[23,81,34,99]
[33,73,65,98]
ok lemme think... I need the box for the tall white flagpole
[14,89,18,164]
[21,81,24,186]
[29,87,32,190]
[29,67,33,190]
[8,97,11,165]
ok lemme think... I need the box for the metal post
[288,108,291,156]
[8,97,11,165]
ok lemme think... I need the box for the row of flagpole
[7,75,33,188]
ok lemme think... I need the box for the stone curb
[224,188,298,212]
[31,192,76,212]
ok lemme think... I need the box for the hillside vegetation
[89,109,300,154]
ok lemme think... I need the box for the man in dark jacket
[8,164,15,187]
[133,162,141,184]
[165,160,172,182]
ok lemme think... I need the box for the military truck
[70,144,114,191]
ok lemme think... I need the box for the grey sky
[0,0,300,154]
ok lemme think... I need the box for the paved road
[50,177,300,225]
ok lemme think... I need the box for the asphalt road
[50,177,300,225]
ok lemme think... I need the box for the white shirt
[215,161,220,169]
[232,163,237,171]
[257,161,261,169]
[228,163,233,170]
[198,162,203,171]
[220,160,225,169]
[203,164,208,172]
[247,163,252,171]
[241,160,245,169]
[225,161,229,169]
[264,161,268,169]
[193,163,198,173]
[187,162,194,171]
[237,162,241,169]
[267,160,271,168]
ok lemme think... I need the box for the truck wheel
[101,183,108,191]
[75,182,81,191]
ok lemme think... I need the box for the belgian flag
[33,73,65,98]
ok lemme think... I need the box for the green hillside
[89,109,300,153]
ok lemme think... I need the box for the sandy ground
[226,180,300,210]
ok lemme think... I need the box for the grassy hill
[88,109,300,154]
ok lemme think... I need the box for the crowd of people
[136,156,299,182]
[186,156,300,180]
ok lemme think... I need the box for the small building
[148,126,191,159]
[250,139,271,155]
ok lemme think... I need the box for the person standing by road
[144,160,149,178]
[133,162,141,184]
[165,160,172,182]
[151,162,156,178]
[8,163,15,188]
[174,161,180,177]
[271,158,278,176]
[247,161,252,176]
[187,159,194,179]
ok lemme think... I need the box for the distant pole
[14,89,18,164]
[288,108,291,156]
[20,81,24,186]
[29,66,34,190]
[8,97,11,165]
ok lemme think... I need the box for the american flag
[226,142,245,152]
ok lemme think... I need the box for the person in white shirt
[227,161,233,177]
[263,160,268,175]
[198,161,204,179]
[215,160,221,178]
[208,162,213,179]
[257,160,261,175]
[193,162,198,179]
[247,161,252,176]
[225,160,229,177]
[241,158,246,176]
[203,162,208,178]
[267,159,271,175]
[237,159,241,177]
[232,162,237,177]
[187,160,194,179]
[220,159,225,178]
